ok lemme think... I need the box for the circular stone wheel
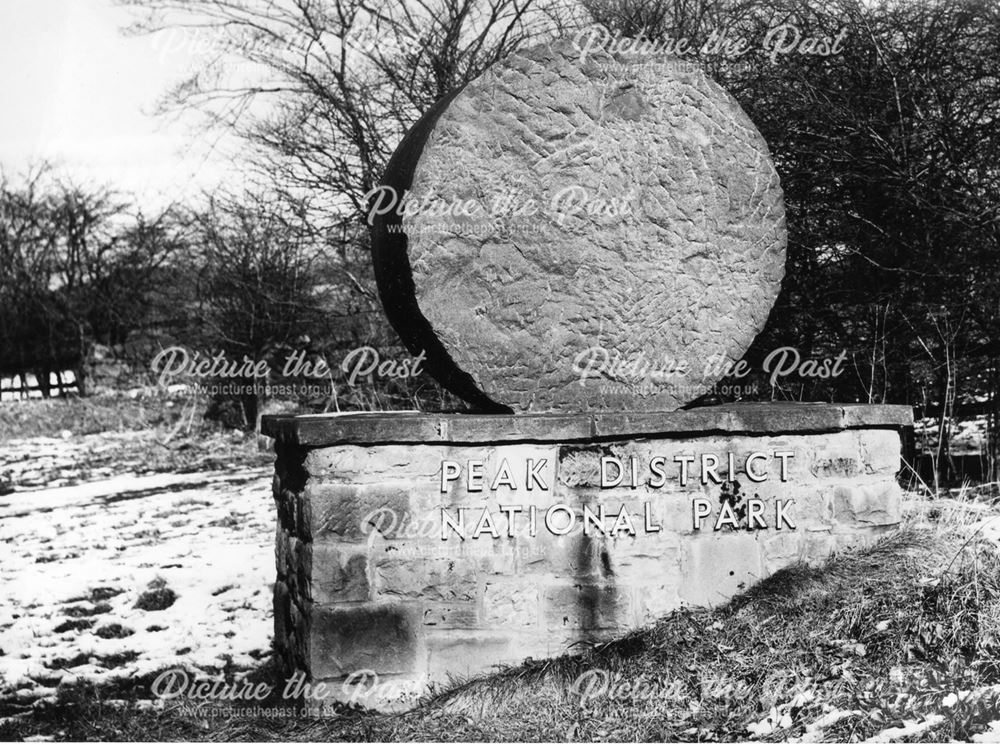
[371,42,786,413]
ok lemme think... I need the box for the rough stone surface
[678,533,765,607]
[309,604,419,679]
[372,42,786,412]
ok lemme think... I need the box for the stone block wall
[265,404,911,710]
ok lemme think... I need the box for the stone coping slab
[261,403,913,447]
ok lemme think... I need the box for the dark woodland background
[2,0,998,485]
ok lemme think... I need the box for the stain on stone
[311,484,411,542]
[312,548,369,604]
[718,480,748,529]
[604,83,647,120]
[558,444,617,487]
[571,530,619,642]
[310,604,418,679]
[599,548,614,577]
[812,457,859,478]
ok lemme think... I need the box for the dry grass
[0,394,183,442]
[4,517,999,742]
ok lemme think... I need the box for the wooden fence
[0,372,79,400]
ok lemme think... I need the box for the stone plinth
[262,403,911,710]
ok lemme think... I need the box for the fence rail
[0,372,79,400]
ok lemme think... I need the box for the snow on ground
[863,715,945,742]
[972,516,1000,548]
[914,415,989,455]
[974,721,1000,743]
[0,443,276,706]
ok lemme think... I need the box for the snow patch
[0,465,275,704]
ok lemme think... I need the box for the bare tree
[0,166,77,397]
[0,167,187,397]
[120,0,583,222]
[188,190,337,425]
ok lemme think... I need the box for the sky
[0,0,242,210]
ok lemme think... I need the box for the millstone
[371,42,786,413]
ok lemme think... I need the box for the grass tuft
[134,577,178,612]
[94,624,134,640]
[52,619,95,634]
